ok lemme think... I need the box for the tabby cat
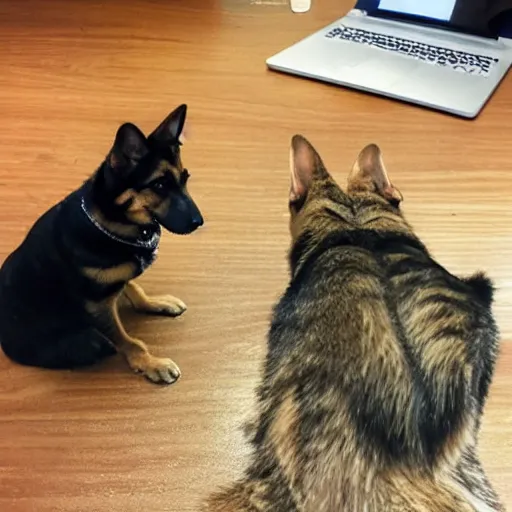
[204,136,503,512]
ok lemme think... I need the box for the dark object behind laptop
[356,0,512,39]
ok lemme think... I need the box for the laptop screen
[378,0,456,22]
[356,0,512,38]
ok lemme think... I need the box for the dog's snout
[192,213,204,228]
[156,194,203,235]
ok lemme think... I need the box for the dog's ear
[108,123,149,173]
[289,134,328,204]
[348,143,402,205]
[149,104,187,146]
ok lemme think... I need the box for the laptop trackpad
[340,54,418,89]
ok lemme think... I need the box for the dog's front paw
[129,353,181,385]
[146,295,187,317]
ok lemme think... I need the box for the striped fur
[203,136,503,512]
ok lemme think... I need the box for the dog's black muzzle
[155,192,204,235]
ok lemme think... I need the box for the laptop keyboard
[325,25,499,77]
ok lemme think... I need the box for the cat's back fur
[204,138,502,512]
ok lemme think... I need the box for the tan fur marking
[386,253,411,263]
[170,165,182,182]
[113,176,167,225]
[128,191,156,210]
[124,190,157,224]
[103,295,181,384]
[152,197,171,219]
[151,161,182,183]
[115,189,136,206]
[82,262,137,284]
[128,210,153,225]
[143,162,167,184]
[85,294,180,384]
[123,281,187,316]
[269,392,299,486]
[141,160,180,187]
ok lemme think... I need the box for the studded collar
[80,196,161,251]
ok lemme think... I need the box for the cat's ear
[348,144,403,205]
[149,104,187,146]
[289,135,327,204]
[108,123,148,173]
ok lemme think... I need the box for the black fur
[0,107,203,371]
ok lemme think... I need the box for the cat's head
[287,134,407,255]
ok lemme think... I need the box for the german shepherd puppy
[0,105,203,385]
[204,136,503,511]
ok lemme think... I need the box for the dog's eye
[152,180,166,191]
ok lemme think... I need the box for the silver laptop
[266,0,512,118]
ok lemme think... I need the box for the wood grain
[0,1,510,510]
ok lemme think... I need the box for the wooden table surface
[0,1,510,510]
